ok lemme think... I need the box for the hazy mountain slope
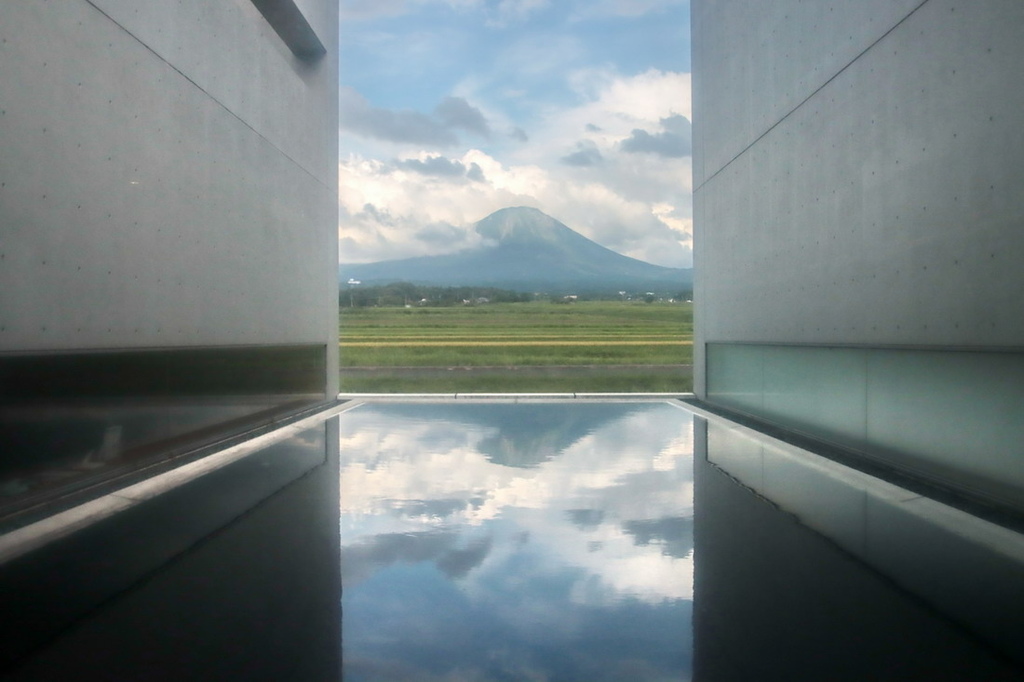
[340,207,692,293]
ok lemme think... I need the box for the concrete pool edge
[0,400,357,566]
[338,392,696,401]
[0,395,689,563]
[678,399,1024,662]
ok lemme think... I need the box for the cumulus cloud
[340,87,458,146]
[435,96,492,138]
[621,114,691,158]
[340,169,489,260]
[396,155,465,177]
[338,153,521,262]
[414,221,468,246]
[662,113,690,135]
[504,69,692,264]
[559,69,691,134]
[395,154,487,181]
[466,162,486,181]
[620,129,687,157]
[560,141,603,167]
[339,69,694,267]
[339,89,496,149]
[509,127,529,143]
[340,149,691,267]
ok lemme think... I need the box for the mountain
[339,207,692,294]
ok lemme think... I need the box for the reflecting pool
[338,400,1024,681]
[339,401,694,681]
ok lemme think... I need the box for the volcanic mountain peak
[475,206,575,246]
[339,206,692,293]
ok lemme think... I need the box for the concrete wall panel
[91,0,338,183]
[695,0,1024,352]
[692,0,923,188]
[0,1,338,356]
[693,0,1024,513]
[706,343,1024,515]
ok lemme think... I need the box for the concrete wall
[0,0,339,511]
[694,0,1024,356]
[0,0,338,386]
[692,0,1024,510]
[0,3,341,676]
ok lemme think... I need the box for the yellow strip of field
[342,334,684,340]
[342,337,684,343]
[341,340,693,347]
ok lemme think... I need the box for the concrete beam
[250,0,326,60]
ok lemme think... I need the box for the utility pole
[347,279,360,307]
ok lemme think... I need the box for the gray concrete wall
[693,0,1024,393]
[0,0,338,393]
[0,3,341,675]
[691,1,1024,508]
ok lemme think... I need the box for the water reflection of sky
[339,401,694,682]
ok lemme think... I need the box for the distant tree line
[340,282,533,307]
[340,282,693,307]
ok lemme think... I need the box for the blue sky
[338,0,693,268]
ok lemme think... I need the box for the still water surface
[339,401,694,681]
[337,400,1022,681]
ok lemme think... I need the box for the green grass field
[340,300,693,393]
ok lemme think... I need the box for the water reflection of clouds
[340,402,694,602]
[340,402,694,679]
[342,530,493,584]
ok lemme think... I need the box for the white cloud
[338,150,543,263]
[339,148,692,266]
[339,87,458,147]
[621,114,692,158]
[434,96,493,138]
[338,69,693,267]
[560,68,692,135]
